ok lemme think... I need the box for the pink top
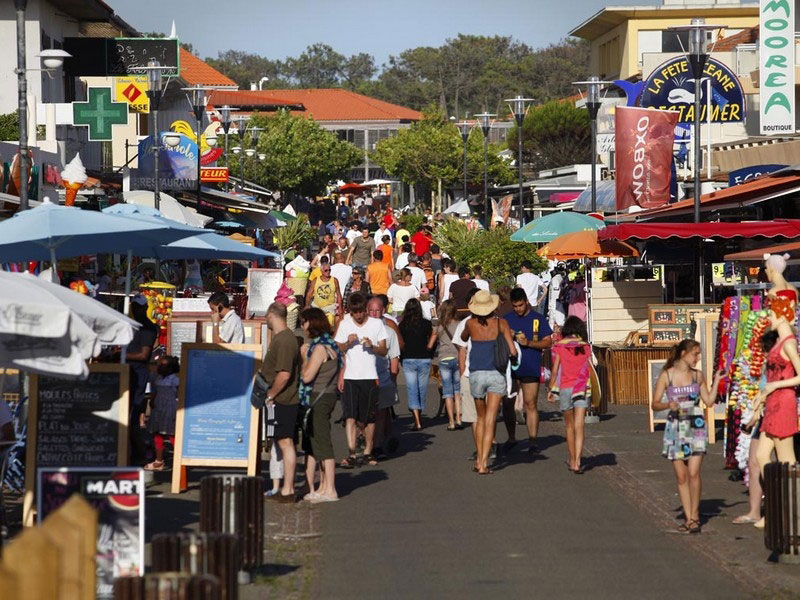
[553,340,591,392]
[762,335,799,439]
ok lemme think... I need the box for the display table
[594,345,672,406]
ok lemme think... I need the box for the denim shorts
[469,370,506,398]
[558,387,588,412]
[439,359,461,398]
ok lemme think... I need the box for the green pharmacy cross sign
[73,87,128,141]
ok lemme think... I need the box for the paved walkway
[314,394,798,599]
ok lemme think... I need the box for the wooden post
[41,495,97,600]
[0,564,19,599]
[2,527,61,598]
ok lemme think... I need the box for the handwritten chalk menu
[166,319,200,357]
[247,268,283,317]
[108,38,180,76]
[172,344,262,493]
[23,364,130,525]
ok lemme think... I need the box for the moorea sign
[639,56,745,124]
[760,0,794,134]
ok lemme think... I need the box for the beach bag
[493,318,511,373]
[250,371,270,409]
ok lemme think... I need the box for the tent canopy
[724,241,800,261]
[598,220,800,242]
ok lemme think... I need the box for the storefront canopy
[598,220,800,241]
[724,241,800,261]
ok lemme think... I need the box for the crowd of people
[249,206,597,502]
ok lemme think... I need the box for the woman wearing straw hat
[461,290,517,474]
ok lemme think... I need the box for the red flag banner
[615,106,678,211]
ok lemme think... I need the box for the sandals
[144,460,165,471]
[676,523,692,535]
[362,454,378,466]
[446,425,457,431]
[732,515,758,525]
[478,469,494,475]
[688,520,701,534]
[338,455,358,469]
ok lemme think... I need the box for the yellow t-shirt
[312,276,336,309]
[309,266,322,282]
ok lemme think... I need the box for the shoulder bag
[493,317,512,373]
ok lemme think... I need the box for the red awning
[598,220,800,241]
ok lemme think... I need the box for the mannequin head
[767,295,795,330]
[764,253,790,282]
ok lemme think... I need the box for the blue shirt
[504,309,552,377]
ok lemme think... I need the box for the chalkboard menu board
[171,344,261,493]
[23,364,130,525]
[64,38,180,77]
[247,269,283,317]
[647,359,670,432]
[166,319,200,358]
[108,38,180,76]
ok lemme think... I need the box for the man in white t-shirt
[471,265,490,291]
[335,292,388,467]
[345,222,361,245]
[395,243,412,271]
[373,223,392,247]
[406,253,427,290]
[516,260,543,307]
[330,252,353,295]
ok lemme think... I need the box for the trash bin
[763,462,800,564]
[113,573,220,600]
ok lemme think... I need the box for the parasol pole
[49,247,58,283]
[121,249,132,365]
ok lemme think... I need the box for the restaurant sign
[639,56,745,123]
[200,167,229,183]
[760,0,794,134]
[132,133,197,191]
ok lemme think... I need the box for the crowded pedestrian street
[3,1,800,599]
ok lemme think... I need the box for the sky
[110,0,613,65]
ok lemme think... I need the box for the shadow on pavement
[253,563,301,579]
[583,453,618,471]
[144,496,201,541]
[335,469,389,498]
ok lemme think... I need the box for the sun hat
[468,289,499,316]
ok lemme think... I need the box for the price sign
[712,262,740,285]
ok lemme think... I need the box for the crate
[764,462,800,563]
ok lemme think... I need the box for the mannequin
[749,296,800,528]
[764,253,798,308]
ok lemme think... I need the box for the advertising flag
[615,106,678,211]
[759,0,795,135]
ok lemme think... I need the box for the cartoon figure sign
[639,56,745,124]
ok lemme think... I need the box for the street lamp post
[145,60,165,210]
[248,126,263,188]
[456,120,471,206]
[505,96,533,225]
[668,19,725,303]
[14,0,28,211]
[218,105,237,192]
[235,116,248,192]
[184,86,211,206]
[573,78,612,213]
[475,112,495,227]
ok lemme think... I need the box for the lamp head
[245,148,255,157]
[220,105,231,124]
[474,112,495,135]
[146,60,162,93]
[38,48,71,70]
[249,126,263,145]
[231,146,242,155]
[258,153,266,160]
[689,18,707,57]
[205,134,218,148]
[162,132,181,148]
[456,121,471,140]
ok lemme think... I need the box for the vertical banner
[615,107,679,211]
[760,0,795,134]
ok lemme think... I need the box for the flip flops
[732,515,758,524]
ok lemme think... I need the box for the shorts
[273,402,299,440]
[342,379,378,424]
[378,382,398,410]
[439,359,461,399]
[513,375,540,385]
[558,387,588,412]
[469,370,506,399]
[460,374,477,423]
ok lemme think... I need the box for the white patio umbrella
[443,199,470,216]
[123,190,212,228]
[0,272,138,378]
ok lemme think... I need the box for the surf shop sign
[759,0,795,135]
[639,56,745,123]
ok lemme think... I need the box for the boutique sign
[760,0,795,135]
[639,56,745,123]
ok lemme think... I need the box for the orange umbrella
[537,229,639,260]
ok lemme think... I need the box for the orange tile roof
[713,26,758,52]
[209,88,422,122]
[207,90,301,110]
[179,48,237,88]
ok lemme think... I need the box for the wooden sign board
[171,297,212,316]
[246,268,283,317]
[172,344,262,493]
[24,364,130,526]
[647,359,670,432]
[166,318,201,358]
[198,319,263,346]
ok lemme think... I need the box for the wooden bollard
[2,526,60,598]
